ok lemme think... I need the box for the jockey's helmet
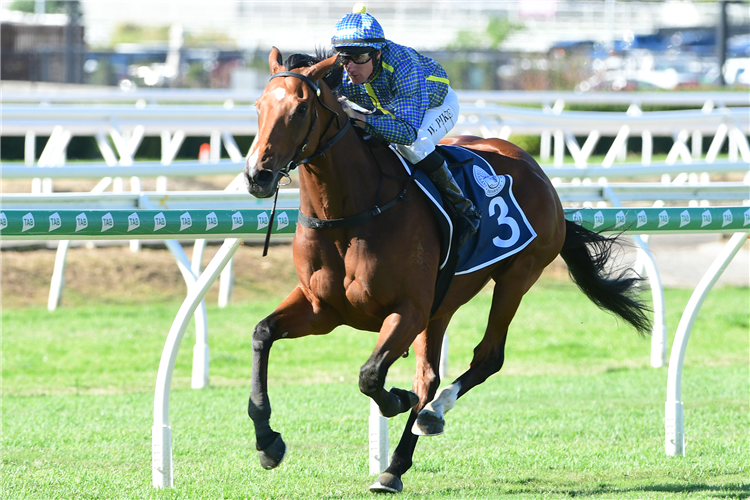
[331,10,386,53]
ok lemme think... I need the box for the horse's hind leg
[248,286,341,470]
[370,317,450,494]
[414,267,542,436]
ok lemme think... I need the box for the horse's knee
[359,358,384,397]
[252,316,276,351]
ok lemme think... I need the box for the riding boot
[413,150,481,246]
[428,162,482,246]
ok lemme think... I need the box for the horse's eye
[296,105,308,116]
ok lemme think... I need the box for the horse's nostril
[254,169,275,185]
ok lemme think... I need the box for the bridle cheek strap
[262,69,350,254]
[269,71,349,174]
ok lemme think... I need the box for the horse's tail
[559,220,652,336]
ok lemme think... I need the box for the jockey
[331,5,481,246]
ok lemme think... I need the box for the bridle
[268,71,351,182]
[259,69,414,255]
[259,70,350,254]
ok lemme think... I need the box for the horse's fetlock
[248,393,272,421]
[358,361,383,396]
[387,457,412,477]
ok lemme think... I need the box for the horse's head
[244,47,340,198]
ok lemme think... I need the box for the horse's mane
[283,48,344,91]
[283,48,383,145]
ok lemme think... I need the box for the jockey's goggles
[338,52,376,65]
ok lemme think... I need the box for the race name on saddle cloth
[397,144,537,275]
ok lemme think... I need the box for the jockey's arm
[368,62,431,144]
[363,99,420,145]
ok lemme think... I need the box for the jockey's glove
[338,97,368,125]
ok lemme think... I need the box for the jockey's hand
[338,97,367,125]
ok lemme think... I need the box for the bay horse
[243,48,651,494]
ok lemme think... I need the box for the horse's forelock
[284,54,317,71]
[282,49,343,92]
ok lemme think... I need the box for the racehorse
[243,48,651,494]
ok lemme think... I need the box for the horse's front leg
[358,301,426,419]
[248,286,341,469]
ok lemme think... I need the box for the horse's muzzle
[244,160,278,199]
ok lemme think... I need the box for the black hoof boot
[258,433,286,470]
[380,387,419,418]
[370,472,403,493]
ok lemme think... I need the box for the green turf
[2,281,748,498]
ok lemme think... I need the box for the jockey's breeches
[395,87,459,164]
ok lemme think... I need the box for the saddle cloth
[390,144,537,314]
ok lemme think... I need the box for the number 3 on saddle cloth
[391,144,537,317]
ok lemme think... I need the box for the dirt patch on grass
[1,240,571,310]
[1,241,299,309]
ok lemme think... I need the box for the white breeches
[395,87,459,164]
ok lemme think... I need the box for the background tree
[9,1,68,13]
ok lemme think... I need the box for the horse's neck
[298,135,380,221]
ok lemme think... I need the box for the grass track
[2,280,748,498]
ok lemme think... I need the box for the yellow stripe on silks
[382,61,447,85]
[427,75,450,85]
[364,83,393,116]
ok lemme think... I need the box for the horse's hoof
[411,409,445,436]
[380,388,419,418]
[369,472,403,493]
[392,387,419,409]
[258,434,286,470]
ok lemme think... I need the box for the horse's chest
[308,258,377,303]
[304,246,386,315]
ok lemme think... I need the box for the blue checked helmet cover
[331,12,386,51]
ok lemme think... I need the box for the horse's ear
[268,47,284,74]
[308,54,340,83]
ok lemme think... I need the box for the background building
[2,0,749,90]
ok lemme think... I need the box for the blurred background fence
[2,1,749,91]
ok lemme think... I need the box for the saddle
[358,131,537,317]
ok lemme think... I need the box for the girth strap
[298,174,416,230]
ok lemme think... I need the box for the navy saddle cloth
[391,144,537,316]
